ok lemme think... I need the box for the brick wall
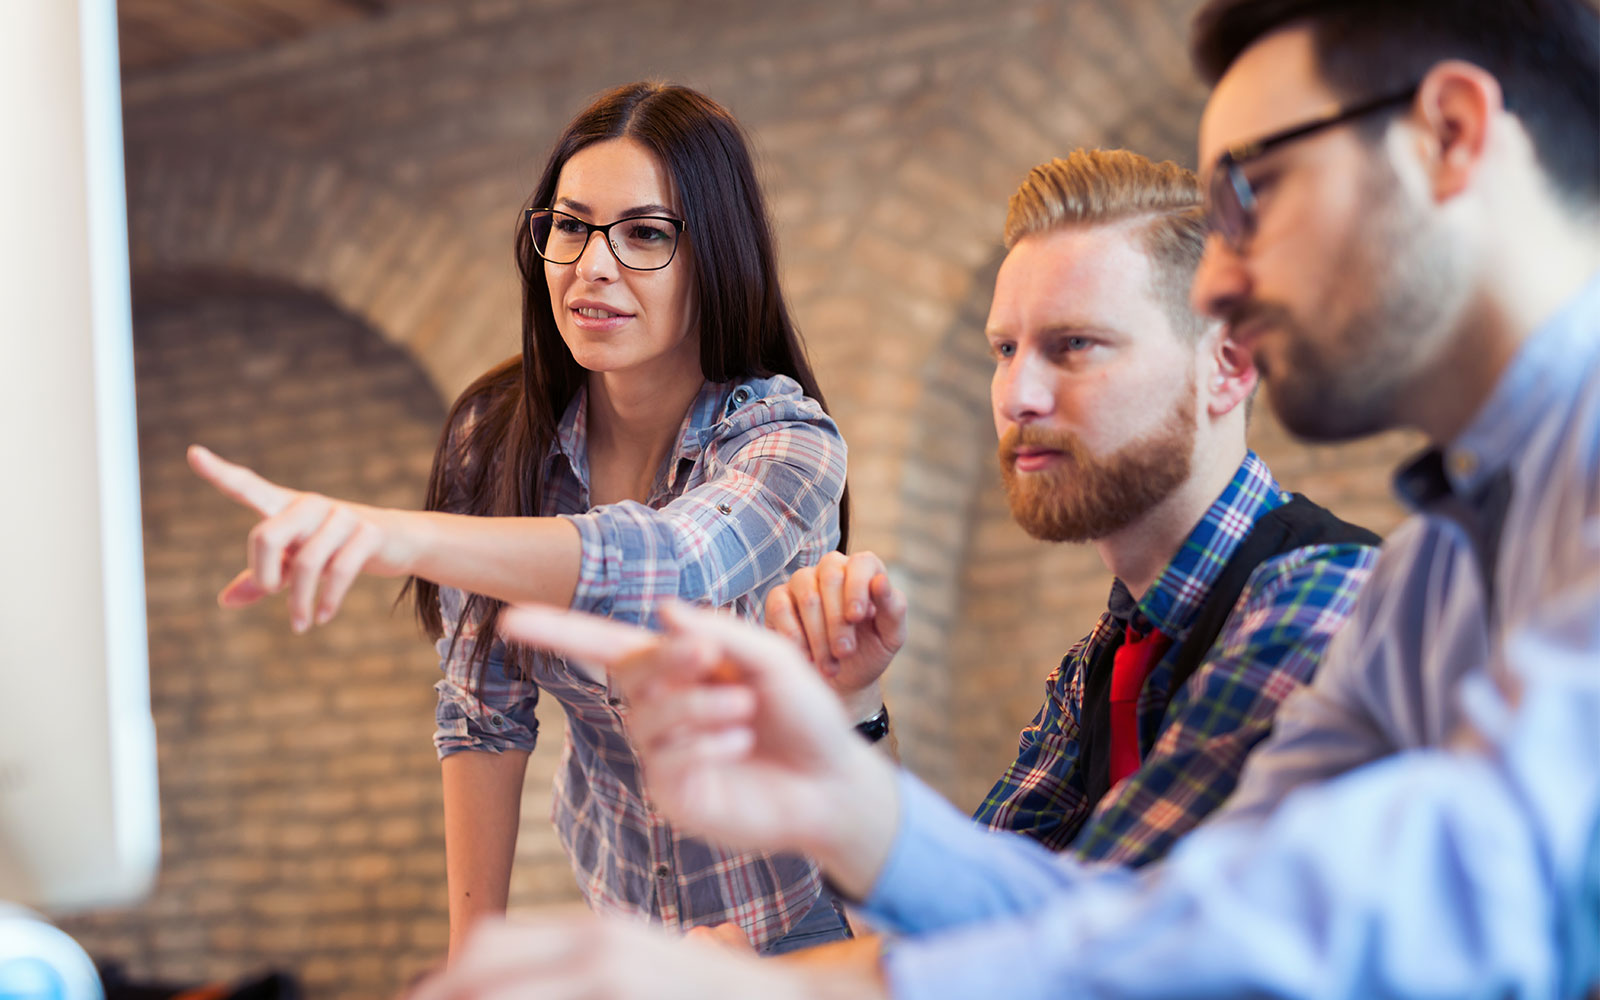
[64,0,1425,994]
[56,287,465,997]
[122,0,1228,800]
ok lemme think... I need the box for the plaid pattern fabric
[973,451,1377,867]
[433,374,846,948]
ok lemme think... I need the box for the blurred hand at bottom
[684,922,756,952]
[408,914,885,1000]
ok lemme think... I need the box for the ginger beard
[998,371,1197,543]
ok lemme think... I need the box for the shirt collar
[675,379,736,461]
[550,386,589,481]
[1125,450,1287,638]
[544,379,732,496]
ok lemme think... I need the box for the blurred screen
[0,0,160,912]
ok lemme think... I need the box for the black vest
[1072,494,1381,825]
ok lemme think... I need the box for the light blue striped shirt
[861,274,1600,998]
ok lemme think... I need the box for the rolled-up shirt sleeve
[433,586,541,759]
[561,386,847,623]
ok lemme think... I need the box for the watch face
[855,707,890,743]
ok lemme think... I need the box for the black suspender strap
[1074,625,1124,813]
[1163,493,1381,699]
[1073,494,1378,825]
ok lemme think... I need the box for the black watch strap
[854,704,890,743]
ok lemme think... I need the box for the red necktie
[1108,623,1171,786]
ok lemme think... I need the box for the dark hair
[1190,0,1600,207]
[407,82,849,656]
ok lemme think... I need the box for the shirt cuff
[860,771,1090,937]
[882,920,1056,1000]
[562,510,618,617]
[433,678,538,758]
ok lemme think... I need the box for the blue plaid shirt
[432,374,847,948]
[973,451,1377,866]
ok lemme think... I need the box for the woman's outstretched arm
[189,376,844,634]
[188,444,582,630]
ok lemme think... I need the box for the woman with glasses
[189,82,851,958]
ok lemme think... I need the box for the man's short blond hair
[1005,149,1211,340]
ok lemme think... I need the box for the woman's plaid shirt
[972,451,1378,867]
[432,374,846,948]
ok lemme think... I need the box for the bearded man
[763,148,1380,869]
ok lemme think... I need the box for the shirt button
[716,502,733,515]
[488,714,505,729]
[655,864,671,879]
[732,387,751,406]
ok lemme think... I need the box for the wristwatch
[854,704,890,743]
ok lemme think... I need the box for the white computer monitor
[0,0,160,912]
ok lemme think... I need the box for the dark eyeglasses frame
[1207,84,1420,250]
[525,208,688,271]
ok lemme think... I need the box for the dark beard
[997,380,1196,543]
[1225,158,1461,443]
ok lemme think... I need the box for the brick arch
[122,143,515,400]
[60,281,456,998]
[878,249,1005,785]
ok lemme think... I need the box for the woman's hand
[765,551,906,719]
[187,445,421,632]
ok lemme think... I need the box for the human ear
[1412,60,1502,202]
[1206,323,1257,419]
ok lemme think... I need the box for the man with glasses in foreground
[413,0,1600,996]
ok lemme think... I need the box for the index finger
[763,583,812,655]
[842,552,888,622]
[187,445,296,518]
[499,604,659,669]
[660,602,834,690]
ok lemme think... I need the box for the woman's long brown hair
[405,82,849,669]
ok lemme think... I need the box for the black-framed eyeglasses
[1206,84,1419,250]
[526,208,687,271]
